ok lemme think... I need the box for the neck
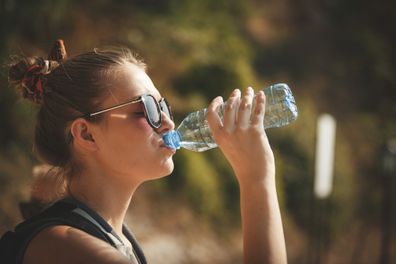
[68,166,141,235]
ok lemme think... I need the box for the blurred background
[0,0,395,263]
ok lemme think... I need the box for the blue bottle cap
[162,130,181,150]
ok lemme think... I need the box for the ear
[70,118,98,152]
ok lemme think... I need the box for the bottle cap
[162,130,181,150]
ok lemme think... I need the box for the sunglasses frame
[85,94,173,129]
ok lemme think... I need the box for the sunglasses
[84,94,173,129]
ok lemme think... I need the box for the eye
[132,111,145,117]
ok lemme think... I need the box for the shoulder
[23,225,131,264]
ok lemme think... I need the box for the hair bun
[9,39,67,104]
[9,57,51,104]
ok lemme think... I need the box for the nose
[156,111,175,134]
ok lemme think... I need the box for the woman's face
[92,63,175,184]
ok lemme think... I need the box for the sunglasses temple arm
[88,98,143,117]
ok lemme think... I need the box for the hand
[207,87,275,186]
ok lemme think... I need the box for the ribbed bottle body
[165,83,298,152]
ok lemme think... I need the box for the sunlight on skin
[23,225,133,264]
[109,114,128,119]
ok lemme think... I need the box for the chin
[160,160,175,177]
[149,158,174,180]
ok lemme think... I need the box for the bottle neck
[162,130,181,150]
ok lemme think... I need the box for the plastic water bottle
[163,83,298,152]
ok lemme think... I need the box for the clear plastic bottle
[163,83,298,152]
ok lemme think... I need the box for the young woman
[6,40,287,263]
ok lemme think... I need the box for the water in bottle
[163,83,298,152]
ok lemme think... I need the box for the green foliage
[170,150,226,222]
[0,149,33,231]
[172,63,242,101]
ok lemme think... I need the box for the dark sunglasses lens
[143,96,161,127]
[160,99,173,120]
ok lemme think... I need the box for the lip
[159,140,177,154]
[160,145,177,155]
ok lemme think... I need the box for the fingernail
[247,86,254,94]
[232,88,240,97]
[256,91,265,101]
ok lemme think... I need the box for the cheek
[134,117,153,132]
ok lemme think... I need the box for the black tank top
[0,197,147,264]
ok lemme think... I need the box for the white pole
[314,114,336,199]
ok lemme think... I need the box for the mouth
[159,140,177,154]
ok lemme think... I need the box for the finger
[237,87,254,129]
[251,90,266,127]
[223,89,240,132]
[207,96,224,135]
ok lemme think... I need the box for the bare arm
[207,88,287,264]
[23,225,133,264]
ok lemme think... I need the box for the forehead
[111,63,161,101]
